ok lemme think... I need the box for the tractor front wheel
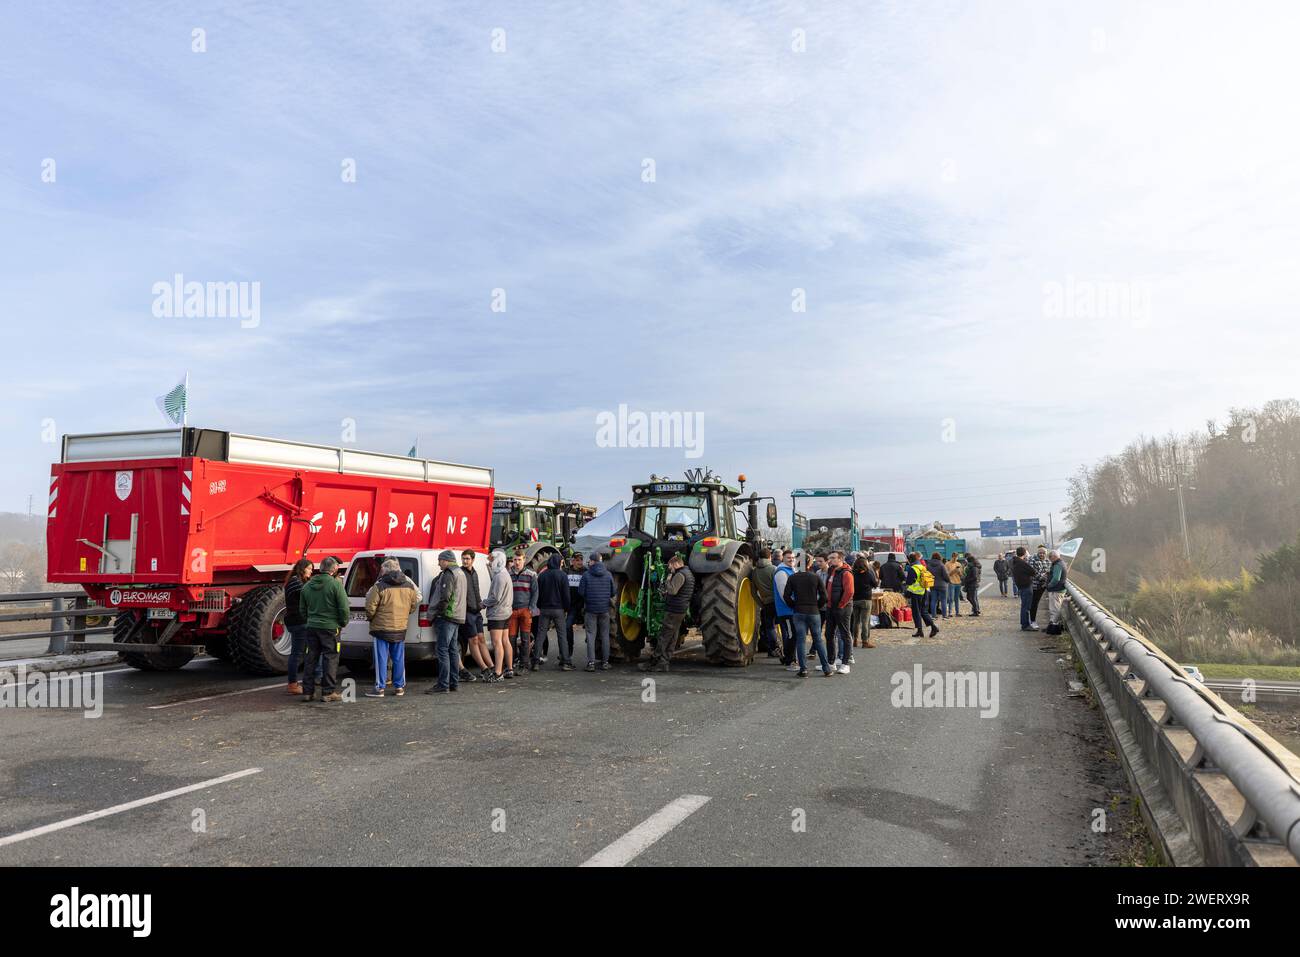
[610,575,646,663]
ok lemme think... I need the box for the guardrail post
[48,595,66,655]
[73,594,87,647]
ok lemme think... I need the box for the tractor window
[521,508,553,536]
[718,500,737,539]
[633,495,712,540]
[490,510,513,546]
[345,557,419,597]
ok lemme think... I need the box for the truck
[908,522,966,560]
[860,526,906,554]
[46,427,493,674]
[489,488,596,569]
[606,470,777,666]
[911,537,968,560]
[790,487,859,555]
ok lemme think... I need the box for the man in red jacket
[824,551,855,674]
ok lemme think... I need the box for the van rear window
[345,557,420,597]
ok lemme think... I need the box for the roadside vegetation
[1066,399,1300,667]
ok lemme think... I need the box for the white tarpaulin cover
[573,501,627,559]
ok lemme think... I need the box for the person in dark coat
[578,553,615,670]
[564,552,586,665]
[879,554,908,592]
[782,563,832,677]
[850,556,878,649]
[1011,547,1036,631]
[993,556,1009,596]
[534,553,573,670]
[283,558,316,695]
[961,553,982,616]
[925,552,949,618]
[639,553,694,672]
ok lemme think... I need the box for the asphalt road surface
[0,589,1136,866]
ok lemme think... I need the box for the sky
[3,1,1299,534]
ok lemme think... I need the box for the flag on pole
[155,374,189,426]
[1057,537,1083,558]
[407,440,418,458]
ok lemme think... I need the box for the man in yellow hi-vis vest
[903,552,939,639]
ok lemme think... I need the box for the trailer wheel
[114,611,196,671]
[202,632,232,662]
[226,585,291,675]
[699,553,757,666]
[610,574,646,662]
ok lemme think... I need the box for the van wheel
[226,585,290,675]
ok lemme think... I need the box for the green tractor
[491,486,595,571]
[605,470,778,666]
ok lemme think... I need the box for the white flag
[1057,537,1083,559]
[155,374,188,426]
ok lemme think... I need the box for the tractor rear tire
[527,544,560,573]
[114,611,196,671]
[699,553,757,666]
[226,585,291,675]
[610,574,646,663]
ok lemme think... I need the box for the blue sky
[3,1,1300,532]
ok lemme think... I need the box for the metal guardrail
[0,591,114,654]
[1066,580,1300,864]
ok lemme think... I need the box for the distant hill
[0,512,45,547]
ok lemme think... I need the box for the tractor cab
[490,490,593,569]
[620,479,737,561]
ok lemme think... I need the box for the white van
[872,550,909,565]
[339,548,492,664]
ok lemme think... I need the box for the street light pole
[1170,478,1194,561]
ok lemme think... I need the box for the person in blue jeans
[362,558,420,698]
[782,565,833,677]
[1011,547,1036,630]
[283,558,322,695]
[425,550,467,693]
[925,553,947,618]
[773,549,796,664]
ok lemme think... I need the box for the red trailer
[47,428,494,674]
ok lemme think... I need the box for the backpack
[918,564,935,589]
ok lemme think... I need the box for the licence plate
[147,608,177,620]
[350,611,368,622]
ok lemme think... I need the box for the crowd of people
[279,549,621,701]
[275,540,1072,700]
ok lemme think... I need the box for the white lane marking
[147,683,283,709]
[0,768,263,848]
[978,583,995,595]
[0,667,136,682]
[581,794,711,867]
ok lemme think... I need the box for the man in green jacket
[752,548,779,657]
[299,555,350,701]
